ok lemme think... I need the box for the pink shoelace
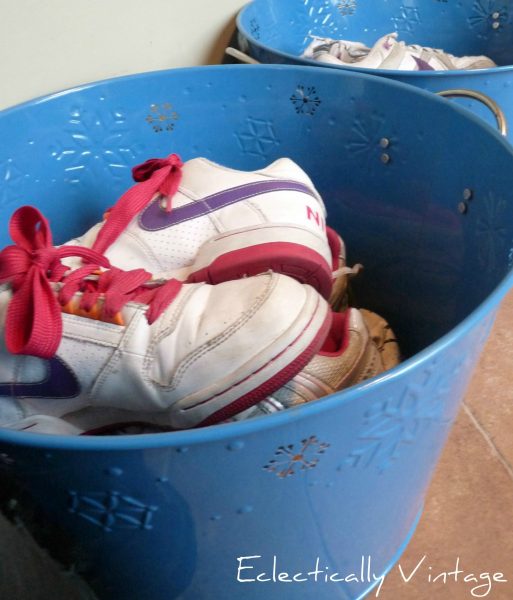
[92,153,183,255]
[0,205,182,359]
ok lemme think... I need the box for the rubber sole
[187,241,333,300]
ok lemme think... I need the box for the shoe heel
[187,226,333,299]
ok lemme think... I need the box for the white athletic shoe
[71,308,392,435]
[231,307,401,421]
[10,308,390,434]
[303,32,496,71]
[0,206,331,431]
[65,154,335,299]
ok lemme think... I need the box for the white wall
[0,0,243,110]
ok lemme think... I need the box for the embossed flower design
[290,85,322,115]
[0,157,25,207]
[68,491,157,532]
[469,0,508,29]
[250,17,261,39]
[264,435,330,478]
[299,0,341,43]
[476,192,508,272]
[337,0,357,16]
[346,359,461,473]
[145,102,179,133]
[236,117,280,158]
[392,6,421,33]
[50,104,138,187]
[346,113,394,163]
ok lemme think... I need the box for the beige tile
[464,290,513,469]
[376,408,513,599]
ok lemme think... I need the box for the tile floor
[2,292,513,600]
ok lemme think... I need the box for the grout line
[463,402,513,483]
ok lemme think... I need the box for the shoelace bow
[92,153,183,255]
[0,206,182,359]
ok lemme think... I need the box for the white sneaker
[0,206,331,431]
[303,35,371,65]
[19,306,398,434]
[66,155,335,299]
[231,307,400,421]
[303,32,496,71]
[14,309,388,433]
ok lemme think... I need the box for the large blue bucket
[237,0,513,138]
[1,65,513,599]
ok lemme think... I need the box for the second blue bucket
[237,0,513,139]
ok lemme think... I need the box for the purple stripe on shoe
[413,56,435,71]
[0,356,80,399]
[139,179,316,231]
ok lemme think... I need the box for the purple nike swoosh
[0,356,80,399]
[139,179,316,231]
[412,56,435,71]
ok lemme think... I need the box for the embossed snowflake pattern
[145,103,179,133]
[236,117,280,158]
[68,491,158,532]
[50,104,138,188]
[392,6,421,33]
[263,435,330,478]
[300,0,341,44]
[346,359,463,473]
[0,157,25,207]
[468,0,508,29]
[250,17,261,39]
[476,192,508,273]
[337,0,357,16]
[290,85,322,115]
[346,113,393,162]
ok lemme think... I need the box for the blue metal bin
[0,65,512,599]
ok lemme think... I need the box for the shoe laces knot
[92,153,184,255]
[0,206,183,360]
[31,247,65,276]
[131,153,183,212]
[0,206,111,358]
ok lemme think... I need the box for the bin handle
[225,47,261,64]
[437,89,507,137]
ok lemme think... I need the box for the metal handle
[437,89,507,137]
[224,47,261,64]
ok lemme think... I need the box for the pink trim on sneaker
[198,301,332,425]
[326,226,342,272]
[318,310,350,356]
[186,242,333,300]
